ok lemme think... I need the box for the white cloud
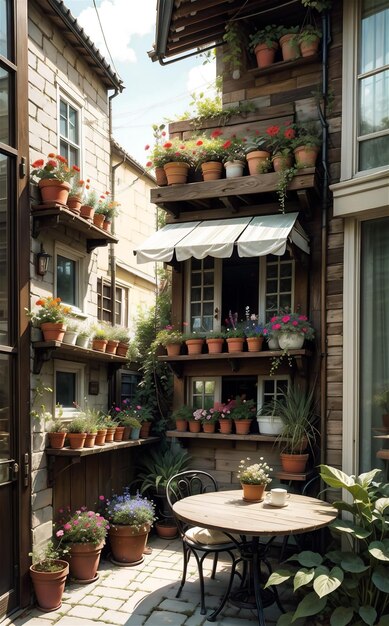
[186,60,217,99]
[76,0,156,63]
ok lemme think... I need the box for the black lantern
[36,246,51,276]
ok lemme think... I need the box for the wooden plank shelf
[150,169,318,216]
[32,340,129,374]
[31,204,119,252]
[247,54,320,78]
[166,430,282,442]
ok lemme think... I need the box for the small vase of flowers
[237,456,272,502]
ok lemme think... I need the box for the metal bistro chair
[166,470,241,615]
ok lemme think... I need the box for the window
[118,371,141,405]
[59,96,81,167]
[97,278,129,325]
[261,254,294,321]
[190,378,220,410]
[357,0,389,171]
[55,245,85,310]
[188,258,218,332]
[257,377,289,411]
[54,362,85,419]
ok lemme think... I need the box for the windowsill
[46,436,159,457]
[32,340,130,374]
[166,430,282,442]
[331,169,389,217]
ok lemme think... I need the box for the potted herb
[30,152,79,204]
[67,175,86,213]
[81,186,98,220]
[298,24,322,57]
[292,120,322,167]
[62,317,79,346]
[114,326,131,356]
[46,416,67,450]
[225,328,246,353]
[91,326,109,352]
[55,507,109,583]
[155,326,183,356]
[244,308,264,352]
[244,131,272,175]
[99,415,117,442]
[75,325,90,349]
[171,405,193,432]
[96,191,120,232]
[66,416,87,450]
[249,25,281,68]
[104,490,156,564]
[29,540,69,611]
[228,395,257,435]
[266,464,389,626]
[237,456,272,502]
[278,25,300,61]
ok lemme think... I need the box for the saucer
[266,502,288,508]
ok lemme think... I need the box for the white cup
[266,488,289,507]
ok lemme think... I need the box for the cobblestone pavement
[5,536,291,626]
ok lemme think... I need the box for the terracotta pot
[278,333,304,350]
[140,422,152,438]
[123,426,131,440]
[241,483,265,502]
[294,145,320,168]
[92,338,108,352]
[206,338,224,354]
[155,521,178,539]
[116,342,129,357]
[188,420,201,433]
[246,150,271,175]
[163,161,190,185]
[47,432,66,449]
[108,523,150,565]
[105,427,116,443]
[114,426,125,441]
[279,34,300,61]
[219,419,232,435]
[102,219,111,232]
[280,452,309,473]
[254,42,278,68]
[226,337,245,352]
[166,343,181,356]
[300,36,320,58]
[67,433,86,450]
[246,336,264,352]
[272,153,294,172]
[95,429,107,446]
[202,422,215,433]
[67,541,104,583]
[38,179,70,205]
[175,419,187,432]
[185,338,204,355]
[155,166,168,186]
[93,213,105,229]
[80,204,95,220]
[84,433,97,448]
[67,196,82,213]
[201,161,223,181]
[106,340,119,355]
[30,560,69,612]
[234,419,252,435]
[41,322,66,343]
[224,160,245,178]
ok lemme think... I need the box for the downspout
[318,11,331,473]
[109,89,120,325]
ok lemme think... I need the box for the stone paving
[5,536,291,626]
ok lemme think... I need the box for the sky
[65,0,216,165]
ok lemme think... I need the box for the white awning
[135,213,309,263]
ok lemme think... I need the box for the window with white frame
[59,95,81,167]
[187,258,219,332]
[357,0,389,171]
[190,378,220,410]
[54,361,85,419]
[257,377,290,412]
[260,254,294,321]
[97,278,129,326]
[55,244,85,311]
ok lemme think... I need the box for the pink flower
[292,321,298,326]
[146,160,152,167]
[302,327,308,333]
[136,405,141,410]
[299,315,308,321]
[56,530,64,537]
[271,316,277,322]
[99,495,105,501]
[88,511,95,517]
[272,323,281,330]
[64,523,72,530]
[73,520,79,526]
[282,316,290,323]
[144,144,150,150]
[196,140,203,146]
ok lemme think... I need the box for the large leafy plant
[136,444,191,494]
[266,465,389,625]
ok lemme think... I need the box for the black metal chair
[166,470,241,615]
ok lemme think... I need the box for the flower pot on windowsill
[188,420,201,433]
[257,415,284,436]
[185,338,204,355]
[226,337,245,352]
[246,336,264,352]
[175,419,188,432]
[62,330,78,345]
[293,145,320,168]
[84,433,97,448]
[202,422,216,434]
[38,179,71,205]
[279,33,300,61]
[92,338,108,352]
[47,432,66,449]
[67,196,82,213]
[206,338,224,354]
[163,162,190,185]
[116,342,129,357]
[246,150,271,176]
[105,427,116,443]
[166,343,181,356]
[139,422,152,438]
[40,322,66,342]
[106,339,119,354]
[95,429,107,446]
[234,419,252,435]
[219,419,233,434]
[102,219,111,232]
[67,432,86,450]
[155,166,168,186]
[272,153,294,172]
[80,204,95,220]
[114,426,125,441]
[93,213,105,229]
[201,161,223,181]
[278,333,304,350]
[254,42,278,68]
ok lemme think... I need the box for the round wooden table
[173,489,337,626]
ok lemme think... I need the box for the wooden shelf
[158,349,311,378]
[31,204,119,252]
[150,169,318,217]
[32,340,129,374]
[275,471,312,482]
[247,54,320,78]
[166,430,281,442]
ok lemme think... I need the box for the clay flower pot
[93,213,105,229]
[155,166,168,186]
[155,520,178,540]
[201,161,223,181]
[280,452,309,473]
[188,420,201,433]
[140,422,152,438]
[105,427,116,443]
[47,432,66,449]
[84,433,97,448]
[279,33,300,61]
[294,145,320,168]
[40,322,66,342]
[95,429,107,446]
[254,42,278,68]
[246,150,271,175]
[175,419,187,432]
[67,541,104,583]
[226,337,245,352]
[241,483,265,502]
[92,338,108,352]
[272,153,294,172]
[163,161,190,185]
[234,419,252,435]
[109,523,151,565]
[166,343,181,356]
[80,204,95,220]
[185,338,204,355]
[38,179,70,205]
[116,342,129,357]
[30,560,69,612]
[206,338,224,354]
[246,336,264,352]
[114,426,125,441]
[106,339,119,354]
[219,419,232,434]
[67,196,82,213]
[202,422,216,433]
[67,433,86,450]
[102,219,111,232]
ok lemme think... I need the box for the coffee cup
[266,488,289,507]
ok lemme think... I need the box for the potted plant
[266,464,389,626]
[213,403,233,434]
[150,137,193,185]
[46,416,67,450]
[205,331,225,354]
[27,296,71,342]
[75,325,90,349]
[192,134,227,181]
[95,413,109,446]
[91,325,109,352]
[249,24,281,68]
[292,120,322,167]
[145,123,169,186]
[105,326,120,355]
[244,308,264,352]
[278,25,300,61]
[222,135,247,178]
[298,24,322,57]
[62,317,79,345]
[264,309,315,351]
[155,326,183,356]
[183,332,205,355]
[171,405,193,432]
[244,132,272,175]
[55,507,109,583]
[66,175,86,213]
[127,416,142,439]
[66,416,87,450]
[29,540,69,612]
[97,191,120,232]
[74,405,102,448]
[93,204,105,229]
[81,187,98,221]
[237,456,272,502]
[225,328,245,352]
[265,122,296,171]
[228,395,257,435]
[272,384,318,473]
[30,152,79,205]
[256,399,284,436]
[99,415,117,442]
[192,407,219,433]
[373,385,389,428]
[104,490,156,565]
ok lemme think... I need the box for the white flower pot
[267,337,280,350]
[224,160,245,178]
[76,335,90,349]
[62,330,78,345]
[257,415,284,436]
[278,333,304,350]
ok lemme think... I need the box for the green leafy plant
[229,395,257,420]
[249,25,281,51]
[276,165,299,213]
[30,540,68,572]
[171,405,193,422]
[266,464,389,625]
[272,384,318,453]
[298,25,322,45]
[292,121,322,148]
[155,326,183,347]
[55,507,109,544]
[67,416,87,434]
[301,0,332,11]
[136,444,191,495]
[83,188,99,208]
[222,20,248,79]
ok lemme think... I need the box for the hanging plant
[223,21,248,79]
[300,0,332,10]
[276,165,299,213]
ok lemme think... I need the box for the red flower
[210,129,222,138]
[163,141,172,149]
[72,165,80,172]
[196,140,203,146]
[48,152,56,158]
[266,126,280,137]
[31,159,44,168]
[161,131,166,136]
[56,155,67,163]
[223,140,231,149]
[144,144,150,150]
[284,128,295,140]
[272,323,281,330]
[146,160,152,167]
[47,160,57,168]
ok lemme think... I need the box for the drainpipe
[109,89,120,324]
[318,12,331,472]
